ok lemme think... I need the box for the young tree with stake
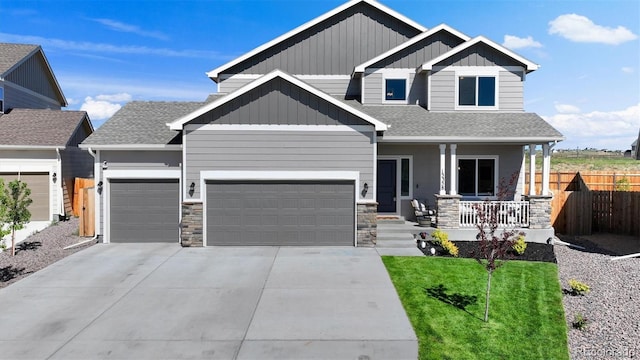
[1,179,32,257]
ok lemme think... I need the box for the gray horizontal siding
[436,43,523,67]
[371,31,465,69]
[429,70,455,111]
[4,52,61,104]
[185,130,374,200]
[100,151,182,170]
[499,70,524,111]
[222,3,420,76]
[192,77,371,126]
[363,72,382,103]
[3,84,60,111]
[217,77,251,93]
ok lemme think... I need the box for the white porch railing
[459,201,530,228]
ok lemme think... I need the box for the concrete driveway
[0,244,417,359]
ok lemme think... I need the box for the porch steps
[376,221,427,251]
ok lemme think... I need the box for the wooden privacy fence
[552,191,640,237]
[526,171,640,193]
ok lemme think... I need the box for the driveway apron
[0,244,417,359]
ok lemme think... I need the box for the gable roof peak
[353,23,470,73]
[170,69,387,131]
[206,0,426,82]
[419,35,540,73]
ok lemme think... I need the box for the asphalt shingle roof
[0,109,89,147]
[0,43,39,75]
[82,95,223,145]
[341,99,564,140]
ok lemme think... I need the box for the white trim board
[184,124,375,132]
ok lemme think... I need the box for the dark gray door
[0,173,49,220]
[377,160,396,213]
[109,179,179,243]
[206,181,354,246]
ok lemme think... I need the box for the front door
[377,160,397,213]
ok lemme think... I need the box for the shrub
[440,239,459,257]
[568,279,590,296]
[572,313,588,330]
[512,235,527,255]
[431,229,448,246]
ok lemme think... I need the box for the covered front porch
[377,142,556,243]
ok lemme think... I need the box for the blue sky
[2,0,638,150]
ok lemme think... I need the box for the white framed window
[454,68,499,110]
[380,70,411,104]
[457,156,499,198]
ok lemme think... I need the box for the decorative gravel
[554,242,640,360]
[0,217,96,289]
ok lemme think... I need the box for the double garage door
[108,179,355,246]
[0,172,49,221]
[206,181,355,246]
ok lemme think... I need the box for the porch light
[97,181,103,194]
[189,182,196,197]
[52,172,57,183]
[361,182,369,197]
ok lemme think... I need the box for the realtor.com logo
[577,346,636,359]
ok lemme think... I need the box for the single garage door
[0,172,49,220]
[206,180,354,246]
[109,179,179,243]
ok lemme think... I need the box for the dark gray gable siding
[190,77,372,127]
[221,3,421,76]
[435,43,524,68]
[4,52,63,105]
[369,30,465,69]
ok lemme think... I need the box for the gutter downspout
[87,147,99,242]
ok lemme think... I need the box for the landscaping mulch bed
[0,218,96,289]
[416,240,557,263]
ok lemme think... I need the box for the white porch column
[542,143,551,196]
[449,144,457,195]
[439,144,446,195]
[529,144,536,196]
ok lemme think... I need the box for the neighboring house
[633,132,639,160]
[81,0,563,246]
[0,43,94,221]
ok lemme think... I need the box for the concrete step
[377,217,406,225]
[376,239,418,248]
[377,232,416,241]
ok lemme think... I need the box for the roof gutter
[78,144,182,151]
[378,136,565,143]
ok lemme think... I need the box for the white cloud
[91,18,169,41]
[0,32,232,60]
[502,35,542,50]
[622,67,635,74]
[80,93,131,120]
[548,14,638,45]
[543,103,640,150]
[554,103,581,114]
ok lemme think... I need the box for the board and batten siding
[221,3,420,77]
[4,52,62,104]
[434,43,524,68]
[218,76,359,97]
[2,83,61,110]
[369,31,465,69]
[185,129,374,200]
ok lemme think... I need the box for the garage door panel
[0,173,49,221]
[110,179,179,243]
[207,181,354,246]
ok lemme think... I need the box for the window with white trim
[458,157,497,197]
[458,76,495,107]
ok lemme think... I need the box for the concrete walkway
[0,244,417,359]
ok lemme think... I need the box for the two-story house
[81,0,563,246]
[0,43,94,222]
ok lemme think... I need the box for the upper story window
[459,76,495,106]
[385,79,407,101]
[454,68,499,110]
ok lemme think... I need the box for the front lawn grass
[382,256,569,360]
